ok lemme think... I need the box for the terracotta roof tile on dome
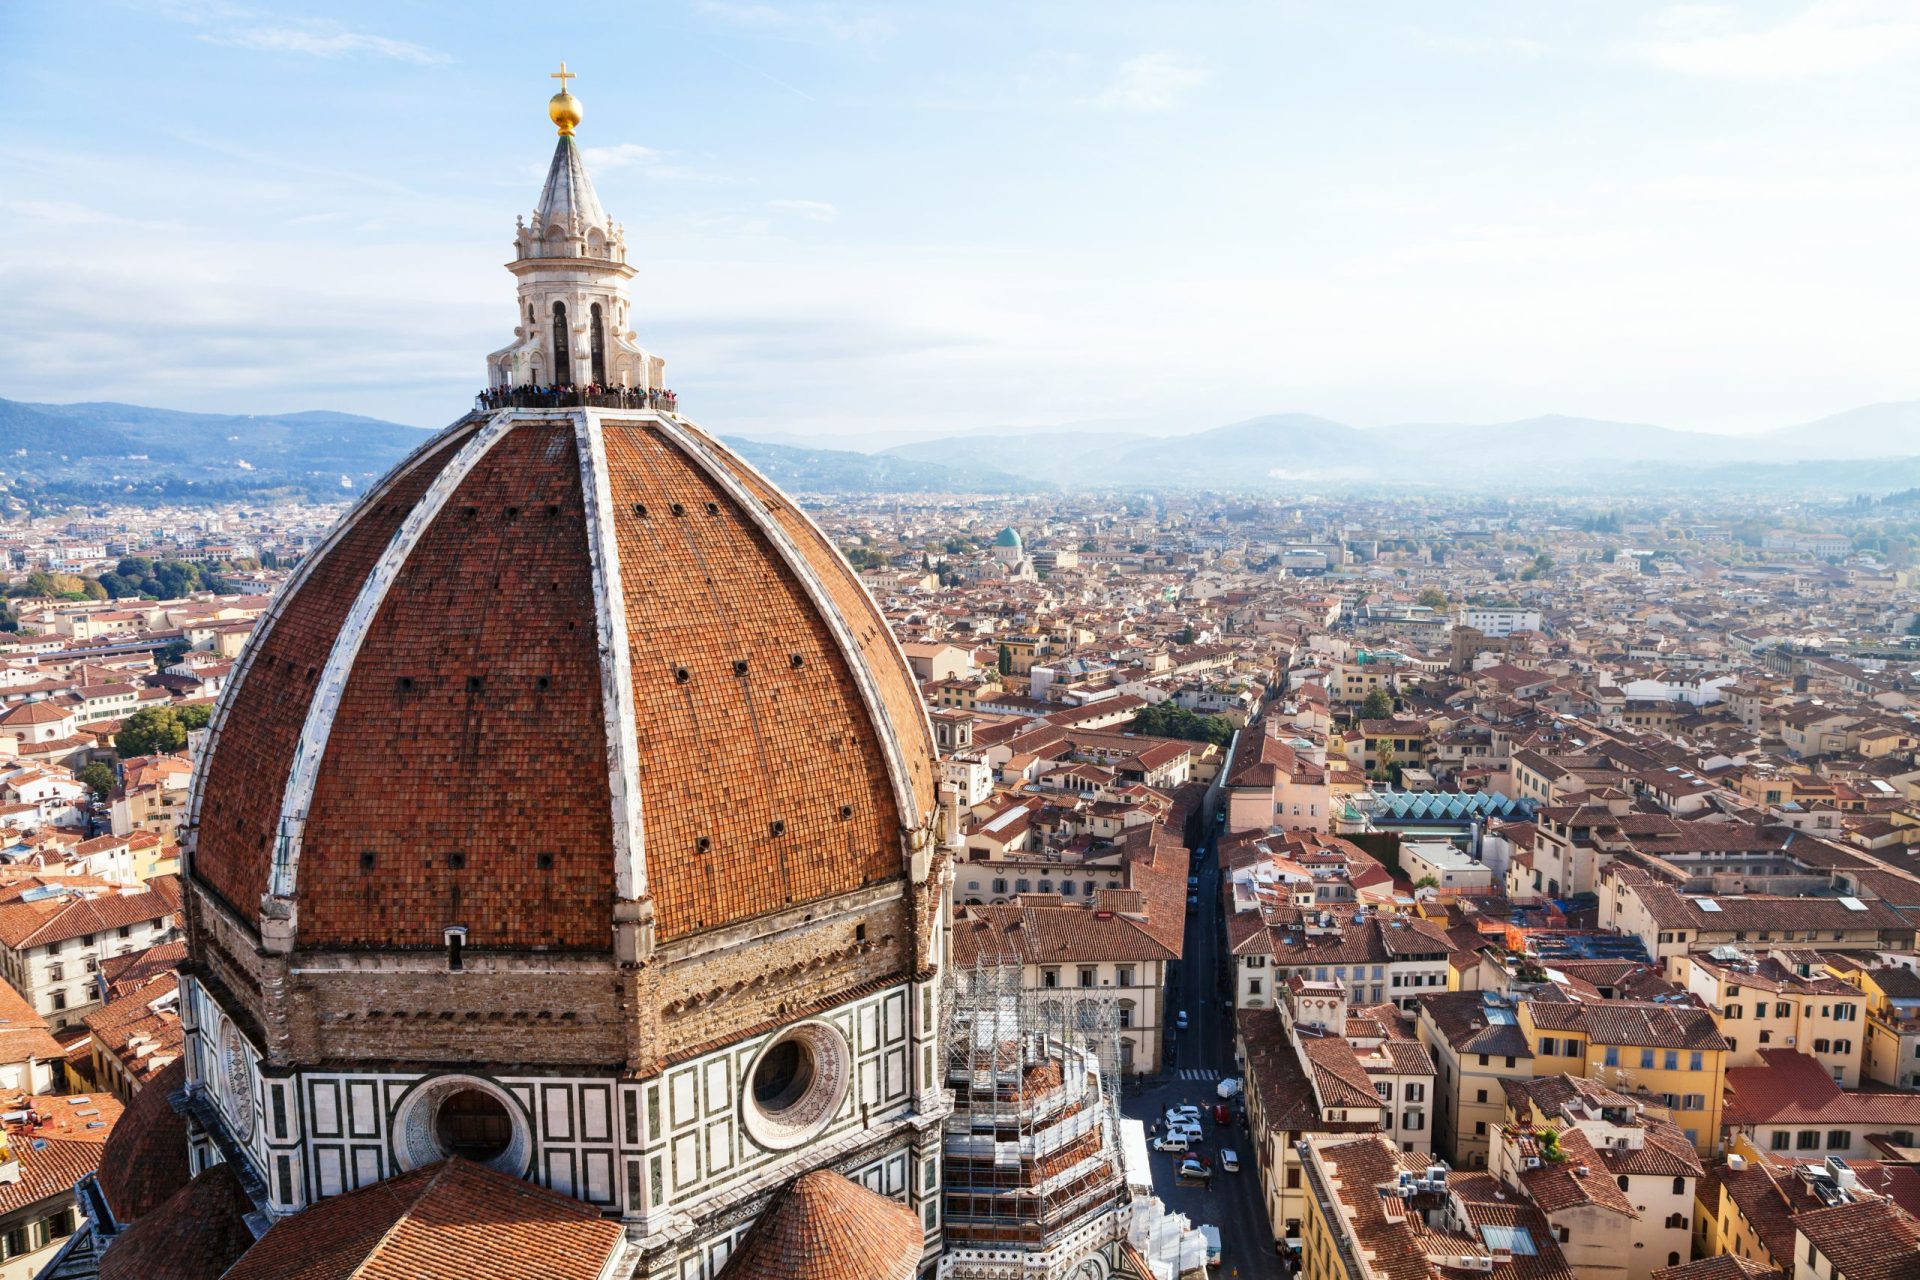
[218,1158,623,1280]
[95,1058,190,1225]
[600,422,913,940]
[0,699,76,725]
[191,421,483,928]
[714,1170,925,1280]
[295,422,615,950]
[98,1160,257,1280]
[187,410,935,952]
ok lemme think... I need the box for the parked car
[1213,1103,1231,1125]
[1166,1104,1202,1123]
[1177,1157,1213,1185]
[1175,1010,1190,1031]
[1153,1134,1193,1153]
[1188,875,1200,890]
[1168,1122,1203,1144]
[1187,894,1199,911]
[1220,1148,1240,1173]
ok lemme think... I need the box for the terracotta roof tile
[193,423,478,927]
[715,1170,924,1280]
[220,1158,623,1280]
[96,1058,190,1224]
[98,1161,257,1280]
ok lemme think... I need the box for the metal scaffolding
[940,952,1127,1252]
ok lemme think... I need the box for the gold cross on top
[551,61,576,93]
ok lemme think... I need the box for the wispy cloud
[581,143,670,170]
[1086,53,1209,111]
[1626,1,1920,79]
[580,142,737,184]
[770,198,837,222]
[694,0,892,43]
[198,23,448,64]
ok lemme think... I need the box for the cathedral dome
[187,412,936,956]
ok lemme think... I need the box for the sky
[1,1,1917,442]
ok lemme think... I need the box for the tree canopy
[77,762,117,799]
[114,703,212,758]
[96,557,235,599]
[1360,688,1394,720]
[1130,703,1237,748]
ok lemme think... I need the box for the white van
[1152,1133,1193,1154]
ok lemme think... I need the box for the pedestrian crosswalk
[1176,1068,1216,1081]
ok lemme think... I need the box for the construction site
[938,954,1208,1280]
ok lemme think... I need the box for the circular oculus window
[219,1021,254,1143]
[392,1074,531,1176]
[741,1021,851,1151]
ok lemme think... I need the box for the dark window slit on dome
[696,836,711,854]
[447,852,468,870]
[360,852,377,871]
[466,676,484,693]
[839,805,854,820]
[536,852,554,869]
[790,653,805,669]
[505,507,520,521]
[674,667,690,684]
[769,820,786,838]
[733,660,749,676]
[536,675,552,691]
[632,503,648,518]
[462,507,477,520]
[546,504,561,517]
[705,501,719,515]
[396,676,415,693]
[670,502,686,517]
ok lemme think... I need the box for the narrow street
[1120,827,1283,1280]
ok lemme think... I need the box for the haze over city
[15,6,1920,1280]
[4,0,1919,441]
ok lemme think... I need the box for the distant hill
[884,430,1151,486]
[0,397,1037,507]
[1760,401,1920,459]
[0,397,432,503]
[10,394,1920,504]
[723,437,1041,494]
[1107,414,1376,484]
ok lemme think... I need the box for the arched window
[550,302,571,384]
[1672,1177,1687,1195]
[1667,1254,1681,1269]
[589,302,607,385]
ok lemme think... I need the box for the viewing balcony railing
[475,386,679,413]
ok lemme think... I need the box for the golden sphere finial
[548,61,582,135]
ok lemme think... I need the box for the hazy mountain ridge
[720,437,1043,494]
[0,397,1038,503]
[880,401,1920,489]
[7,395,1920,503]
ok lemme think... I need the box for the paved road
[1119,827,1283,1280]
